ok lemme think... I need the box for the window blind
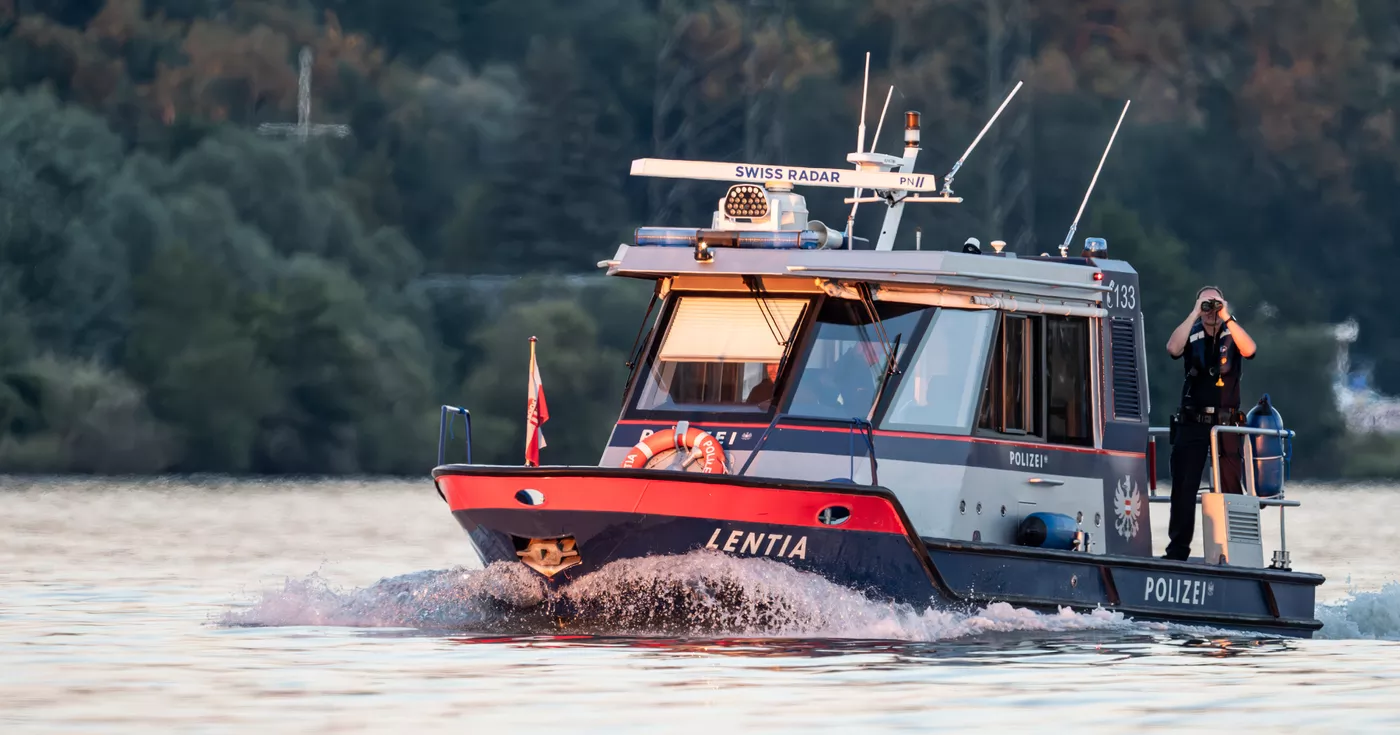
[657,297,807,362]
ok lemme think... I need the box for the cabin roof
[601,243,1133,305]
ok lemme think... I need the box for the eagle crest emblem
[1114,475,1143,540]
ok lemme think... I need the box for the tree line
[1,0,1398,477]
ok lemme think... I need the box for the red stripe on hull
[612,419,1145,457]
[439,473,907,535]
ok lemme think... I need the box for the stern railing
[1148,424,1298,569]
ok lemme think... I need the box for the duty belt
[1178,407,1243,425]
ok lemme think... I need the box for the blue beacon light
[634,227,822,250]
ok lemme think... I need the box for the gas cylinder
[1245,393,1287,497]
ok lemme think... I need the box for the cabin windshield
[785,301,927,421]
[880,308,998,434]
[630,294,1003,429]
[634,295,808,413]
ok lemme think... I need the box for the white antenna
[940,80,1023,196]
[856,52,871,154]
[847,84,895,239]
[869,85,896,151]
[1060,99,1131,257]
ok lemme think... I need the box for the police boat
[431,76,1323,637]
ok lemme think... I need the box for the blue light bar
[634,227,821,250]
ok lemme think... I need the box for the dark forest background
[1,0,1398,477]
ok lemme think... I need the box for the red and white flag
[525,336,549,466]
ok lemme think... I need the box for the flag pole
[526,336,537,467]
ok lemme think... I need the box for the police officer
[1162,286,1258,561]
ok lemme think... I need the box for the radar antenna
[1060,99,1130,257]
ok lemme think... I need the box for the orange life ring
[621,427,726,474]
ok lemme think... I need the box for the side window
[977,314,1044,438]
[1045,316,1094,446]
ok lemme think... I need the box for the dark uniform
[1164,317,1251,560]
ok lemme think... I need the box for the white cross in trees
[257,47,351,143]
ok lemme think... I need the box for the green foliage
[471,38,633,273]
[0,0,1396,476]
[123,243,278,472]
[1339,433,1400,479]
[0,355,175,473]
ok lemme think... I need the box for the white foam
[221,563,547,629]
[222,550,1135,640]
[560,550,1133,639]
[1315,582,1400,640]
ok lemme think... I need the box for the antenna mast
[940,80,1023,197]
[846,54,875,242]
[847,84,894,241]
[1060,99,1130,257]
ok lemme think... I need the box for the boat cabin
[601,158,1153,559]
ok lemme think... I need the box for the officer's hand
[1217,301,1231,321]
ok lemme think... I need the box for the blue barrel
[1245,393,1287,497]
[1017,512,1079,550]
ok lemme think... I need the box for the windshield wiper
[853,282,894,367]
[867,332,903,423]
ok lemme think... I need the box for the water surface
[2,479,1398,732]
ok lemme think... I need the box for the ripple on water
[5,482,1400,732]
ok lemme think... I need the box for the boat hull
[433,466,1323,637]
[923,539,1321,637]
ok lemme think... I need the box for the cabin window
[1045,316,1093,446]
[881,309,996,434]
[786,300,927,421]
[976,313,1095,446]
[635,296,807,412]
[977,314,1043,437]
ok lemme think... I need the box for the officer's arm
[1166,312,1195,358]
[1227,317,1258,358]
[1217,302,1257,358]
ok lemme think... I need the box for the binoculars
[1200,298,1223,313]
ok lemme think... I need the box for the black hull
[436,466,1324,638]
[922,538,1321,637]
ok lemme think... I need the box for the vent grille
[1227,509,1262,543]
[1110,318,1142,420]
